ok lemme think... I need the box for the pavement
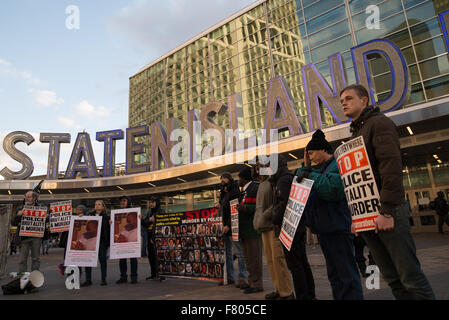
[1,232,448,300]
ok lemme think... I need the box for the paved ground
[1,232,448,300]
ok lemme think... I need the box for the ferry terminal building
[1,0,449,234]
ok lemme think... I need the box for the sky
[0,0,254,179]
[0,0,256,178]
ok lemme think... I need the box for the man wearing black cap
[296,129,363,300]
[215,172,248,287]
[237,166,263,294]
[116,196,139,284]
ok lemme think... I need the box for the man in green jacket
[297,130,363,300]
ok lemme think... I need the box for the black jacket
[271,155,296,228]
[434,195,449,216]
[142,198,162,239]
[88,210,110,247]
[350,106,404,214]
[11,202,46,242]
[219,180,240,236]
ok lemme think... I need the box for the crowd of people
[8,84,443,300]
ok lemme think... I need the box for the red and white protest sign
[19,205,47,237]
[230,199,239,241]
[280,178,314,251]
[334,136,380,233]
[50,200,72,233]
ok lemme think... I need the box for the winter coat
[434,195,449,216]
[11,202,45,243]
[271,155,295,227]
[253,177,274,233]
[218,180,240,236]
[238,181,260,239]
[142,198,162,240]
[297,156,352,235]
[349,106,404,214]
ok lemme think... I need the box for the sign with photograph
[230,199,239,241]
[279,178,314,251]
[154,208,225,282]
[64,215,102,267]
[49,200,72,233]
[334,136,381,233]
[19,205,47,238]
[110,207,141,260]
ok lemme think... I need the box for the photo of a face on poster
[71,220,99,251]
[64,215,102,267]
[110,207,141,260]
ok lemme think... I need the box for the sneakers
[116,278,127,284]
[81,280,92,287]
[265,291,280,300]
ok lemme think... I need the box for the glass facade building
[128,0,449,229]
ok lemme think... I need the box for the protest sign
[64,215,102,267]
[334,136,381,233]
[49,200,72,233]
[279,178,314,251]
[230,199,239,241]
[154,208,225,282]
[19,205,47,237]
[110,207,141,260]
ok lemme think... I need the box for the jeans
[147,236,157,277]
[361,202,435,300]
[318,233,364,300]
[224,235,248,282]
[41,239,50,255]
[141,231,148,257]
[85,242,108,282]
[119,258,138,280]
[19,237,41,273]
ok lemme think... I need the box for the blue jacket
[296,156,351,235]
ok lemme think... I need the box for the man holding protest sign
[11,182,46,274]
[339,84,434,300]
[296,130,363,300]
[272,154,315,300]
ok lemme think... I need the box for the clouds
[76,100,112,118]
[0,58,41,85]
[29,88,64,107]
[107,0,255,58]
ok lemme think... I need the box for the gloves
[296,170,310,183]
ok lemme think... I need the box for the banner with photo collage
[154,208,225,282]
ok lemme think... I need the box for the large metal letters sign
[0,38,417,181]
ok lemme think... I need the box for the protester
[142,195,160,280]
[237,166,263,294]
[254,159,294,300]
[433,191,449,234]
[215,172,248,288]
[82,200,110,287]
[11,186,43,274]
[296,130,363,300]
[272,154,316,300]
[341,84,435,299]
[116,196,139,284]
[141,201,149,257]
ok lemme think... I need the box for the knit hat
[238,166,252,181]
[76,204,87,214]
[306,129,332,153]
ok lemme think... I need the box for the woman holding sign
[82,200,110,287]
[296,130,363,300]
